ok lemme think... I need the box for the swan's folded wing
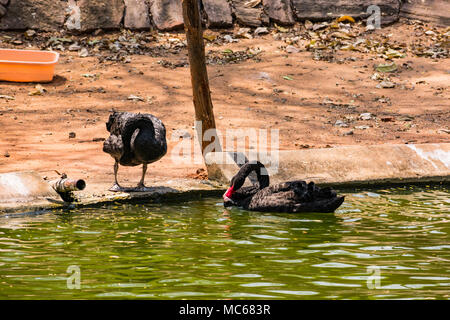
[103,134,123,159]
[247,190,297,212]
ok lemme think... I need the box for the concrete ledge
[0,175,223,215]
[0,171,60,203]
[205,143,450,186]
[2,143,449,214]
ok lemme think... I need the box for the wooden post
[182,0,221,156]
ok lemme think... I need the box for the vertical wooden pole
[182,0,221,156]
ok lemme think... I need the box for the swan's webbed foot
[109,183,126,192]
[134,183,151,192]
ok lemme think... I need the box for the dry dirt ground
[0,20,448,190]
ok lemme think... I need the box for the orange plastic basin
[0,49,59,82]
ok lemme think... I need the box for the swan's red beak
[223,185,235,203]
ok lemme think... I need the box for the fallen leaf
[127,94,144,101]
[275,24,289,33]
[203,33,216,42]
[304,20,313,30]
[337,15,355,23]
[313,23,328,31]
[376,62,398,73]
[82,73,97,78]
[28,84,46,96]
[244,0,261,8]
[330,31,352,40]
[385,49,406,59]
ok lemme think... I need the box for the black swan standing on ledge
[223,162,345,213]
[103,111,167,192]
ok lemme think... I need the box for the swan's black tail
[294,196,345,213]
[120,115,155,165]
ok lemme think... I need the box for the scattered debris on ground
[0,19,448,184]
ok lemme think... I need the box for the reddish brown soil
[0,21,448,188]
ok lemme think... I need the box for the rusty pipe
[50,178,86,193]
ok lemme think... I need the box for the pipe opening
[76,179,86,190]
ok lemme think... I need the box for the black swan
[103,111,167,192]
[223,161,345,213]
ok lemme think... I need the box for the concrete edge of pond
[0,178,225,215]
[205,143,450,187]
[1,143,449,215]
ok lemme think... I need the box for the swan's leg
[109,161,125,192]
[136,163,148,190]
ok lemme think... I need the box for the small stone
[236,27,253,39]
[223,35,238,43]
[254,27,269,35]
[4,151,10,158]
[343,130,354,136]
[334,120,348,127]
[371,73,382,81]
[359,113,373,120]
[438,129,450,134]
[366,24,375,31]
[79,48,89,57]
[69,132,76,139]
[68,43,81,51]
[24,29,36,37]
[377,81,396,88]
[285,45,300,54]
[399,116,414,121]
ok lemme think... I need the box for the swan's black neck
[233,161,270,191]
[223,161,269,205]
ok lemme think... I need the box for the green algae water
[0,185,448,300]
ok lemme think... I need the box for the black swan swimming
[103,111,167,192]
[223,161,345,213]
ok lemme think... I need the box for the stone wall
[400,0,450,26]
[0,0,447,32]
